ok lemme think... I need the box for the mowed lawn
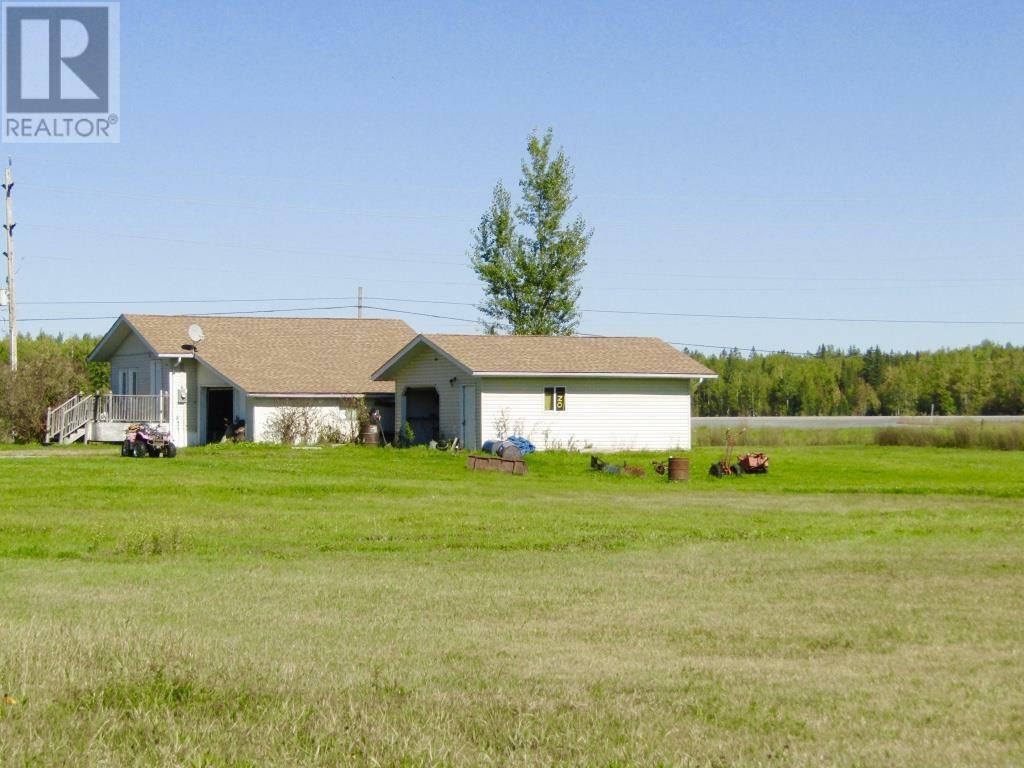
[0,444,1022,766]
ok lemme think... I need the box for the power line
[21,184,467,223]
[664,340,814,357]
[595,271,1024,286]
[17,304,812,356]
[20,294,1024,327]
[361,304,481,325]
[21,305,350,322]
[359,296,1024,327]
[582,307,1024,326]
[21,220,1023,288]
[19,222,465,267]
[20,296,356,306]
[21,180,1022,239]
[25,158,1020,212]
[366,296,477,308]
[20,299,984,358]
[18,303,482,325]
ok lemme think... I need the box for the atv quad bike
[122,422,177,458]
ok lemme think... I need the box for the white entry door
[460,385,477,450]
[169,370,188,447]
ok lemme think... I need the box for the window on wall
[118,369,138,395]
[543,386,566,411]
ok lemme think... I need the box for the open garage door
[404,387,439,444]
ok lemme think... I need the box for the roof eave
[471,371,718,379]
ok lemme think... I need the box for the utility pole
[3,159,15,373]
[357,286,363,319]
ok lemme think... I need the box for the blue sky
[7,0,1023,354]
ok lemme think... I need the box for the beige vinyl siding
[478,377,692,451]
[391,344,475,444]
[249,397,356,443]
[109,333,155,395]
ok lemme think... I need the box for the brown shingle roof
[413,334,716,377]
[119,315,416,394]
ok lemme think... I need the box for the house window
[543,386,566,412]
[118,369,138,395]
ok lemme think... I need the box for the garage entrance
[204,388,234,444]
[403,387,439,444]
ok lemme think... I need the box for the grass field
[1,444,1022,766]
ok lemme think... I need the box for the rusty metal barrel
[667,456,690,482]
[360,422,379,446]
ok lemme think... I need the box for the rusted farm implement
[709,428,769,477]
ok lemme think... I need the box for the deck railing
[46,392,169,443]
[45,393,93,444]
[94,393,168,424]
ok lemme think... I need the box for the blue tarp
[505,436,536,456]
[481,436,536,457]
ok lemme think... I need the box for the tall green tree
[470,129,592,335]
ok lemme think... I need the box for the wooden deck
[46,393,169,444]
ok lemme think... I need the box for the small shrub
[493,410,511,440]
[399,420,416,447]
[317,423,346,445]
[493,409,526,440]
[354,397,371,432]
[265,407,314,445]
[265,407,350,445]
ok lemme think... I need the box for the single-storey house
[80,314,416,446]
[372,334,717,451]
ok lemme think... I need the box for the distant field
[1,444,1022,766]
[694,421,1024,450]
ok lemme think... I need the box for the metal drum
[360,422,379,446]
[667,456,690,482]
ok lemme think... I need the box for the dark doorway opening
[370,396,396,445]
[205,388,234,444]
[404,387,439,444]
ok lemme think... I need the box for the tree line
[689,342,1024,417]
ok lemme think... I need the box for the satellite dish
[187,324,205,344]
